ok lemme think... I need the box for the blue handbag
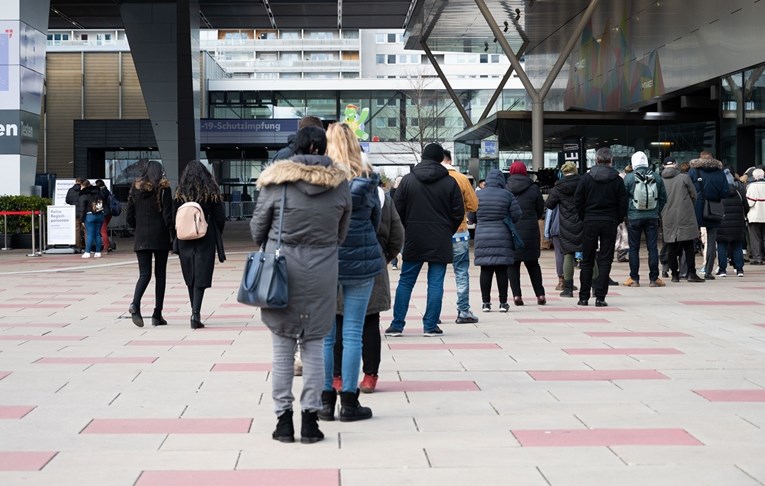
[237,186,289,309]
[503,216,525,250]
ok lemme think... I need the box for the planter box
[11,233,34,249]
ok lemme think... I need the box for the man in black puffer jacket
[574,147,628,307]
[385,143,464,337]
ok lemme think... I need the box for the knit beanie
[631,151,648,169]
[422,143,445,162]
[509,162,528,176]
[754,168,765,181]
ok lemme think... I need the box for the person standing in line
[95,179,113,253]
[442,149,480,324]
[473,169,522,312]
[716,167,747,277]
[688,151,728,279]
[251,126,351,444]
[174,160,226,329]
[65,177,85,252]
[77,179,106,259]
[746,168,765,265]
[271,115,324,162]
[574,147,628,307]
[332,183,404,394]
[505,162,546,306]
[388,175,404,270]
[125,161,174,327]
[385,143,464,338]
[660,156,704,283]
[623,151,668,287]
[319,123,384,423]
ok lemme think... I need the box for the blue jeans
[452,236,471,312]
[390,261,446,332]
[323,278,374,393]
[628,218,659,282]
[84,212,105,253]
[717,240,744,273]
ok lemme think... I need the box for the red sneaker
[359,374,378,394]
[332,376,342,392]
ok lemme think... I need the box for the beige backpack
[175,202,208,240]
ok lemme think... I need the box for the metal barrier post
[39,211,45,255]
[1,214,8,251]
[27,211,39,257]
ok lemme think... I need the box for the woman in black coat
[506,162,546,305]
[715,171,747,276]
[173,160,226,329]
[126,161,174,327]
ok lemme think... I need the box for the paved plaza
[1,221,765,485]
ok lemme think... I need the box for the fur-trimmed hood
[133,177,171,192]
[690,157,723,170]
[257,155,349,196]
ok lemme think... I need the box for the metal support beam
[421,41,473,128]
[479,40,528,122]
[531,100,544,171]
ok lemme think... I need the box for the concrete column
[531,100,544,171]
[0,0,49,195]
[119,0,200,186]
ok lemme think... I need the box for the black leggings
[333,312,382,376]
[508,260,546,297]
[479,265,508,303]
[132,250,169,311]
[187,286,207,314]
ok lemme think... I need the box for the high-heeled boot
[190,311,204,329]
[151,309,167,327]
[129,303,143,328]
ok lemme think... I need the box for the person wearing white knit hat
[746,168,765,265]
[623,151,668,287]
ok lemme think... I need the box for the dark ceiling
[48,0,416,30]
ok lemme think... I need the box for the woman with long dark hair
[174,160,226,329]
[126,160,173,327]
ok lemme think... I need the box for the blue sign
[482,139,497,157]
[200,119,298,133]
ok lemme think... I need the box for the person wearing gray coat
[661,158,704,282]
[250,126,351,444]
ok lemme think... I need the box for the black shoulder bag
[697,174,724,224]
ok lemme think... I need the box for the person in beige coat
[746,168,765,264]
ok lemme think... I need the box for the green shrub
[0,195,52,234]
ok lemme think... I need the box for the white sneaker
[94,252,102,258]
[81,252,91,259]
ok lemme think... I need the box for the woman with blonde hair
[319,123,384,422]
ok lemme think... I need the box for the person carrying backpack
[623,151,667,287]
[77,179,106,259]
[95,179,113,253]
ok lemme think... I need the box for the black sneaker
[481,302,492,312]
[704,274,716,280]
[423,326,443,337]
[498,302,510,313]
[577,298,589,306]
[384,326,403,337]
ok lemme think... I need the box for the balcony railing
[215,58,360,72]
[201,38,359,51]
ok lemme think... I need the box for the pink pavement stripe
[81,418,252,434]
[377,380,479,392]
[0,405,36,419]
[694,389,765,402]
[756,324,765,329]
[563,348,683,355]
[528,370,670,381]
[516,318,611,323]
[35,357,158,365]
[0,335,87,341]
[0,304,70,309]
[0,371,10,381]
[388,343,501,350]
[0,451,58,471]
[680,300,760,305]
[126,340,234,346]
[542,307,623,312]
[211,363,272,372]
[585,332,692,337]
[511,428,703,447]
[0,323,70,328]
[135,469,339,486]
[197,326,267,332]
[204,314,257,320]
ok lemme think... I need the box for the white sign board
[46,205,76,245]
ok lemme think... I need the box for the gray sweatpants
[271,333,323,415]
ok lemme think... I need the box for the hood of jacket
[506,173,534,194]
[690,157,723,170]
[589,164,621,183]
[662,167,681,179]
[133,177,170,193]
[485,169,506,188]
[349,172,380,205]
[257,155,349,196]
[412,159,449,184]
[553,173,581,195]
[80,185,100,198]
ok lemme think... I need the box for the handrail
[0,210,45,256]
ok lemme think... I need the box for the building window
[342,30,359,39]
[376,54,385,64]
[387,117,397,127]
[491,54,500,63]
[480,54,488,64]
[387,54,396,64]
[307,31,335,39]
[376,33,385,43]
[280,31,300,40]
[387,33,396,43]
[46,33,70,46]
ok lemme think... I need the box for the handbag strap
[274,185,287,256]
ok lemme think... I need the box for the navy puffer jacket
[338,172,385,280]
[474,169,522,266]
[688,157,729,228]
[545,174,583,254]
[506,174,544,261]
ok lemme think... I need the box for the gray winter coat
[250,155,352,340]
[661,167,699,243]
[474,169,522,266]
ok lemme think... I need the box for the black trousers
[579,220,617,300]
[667,240,697,277]
[132,250,169,311]
[333,312,381,376]
[508,260,546,297]
[479,265,508,303]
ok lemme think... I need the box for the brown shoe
[555,276,564,291]
[623,277,640,287]
[359,374,378,394]
[649,278,666,287]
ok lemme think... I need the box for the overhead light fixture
[484,41,489,52]
[503,20,509,32]
[515,8,521,21]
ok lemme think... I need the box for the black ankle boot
[339,389,372,422]
[190,312,204,329]
[129,304,144,328]
[300,410,324,444]
[151,309,167,327]
[272,409,294,443]
[318,390,337,421]
[559,280,574,298]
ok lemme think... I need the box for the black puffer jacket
[126,178,173,252]
[394,158,464,263]
[716,182,747,243]
[545,174,583,254]
[574,164,628,224]
[506,174,544,261]
[76,185,104,219]
[474,169,522,266]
